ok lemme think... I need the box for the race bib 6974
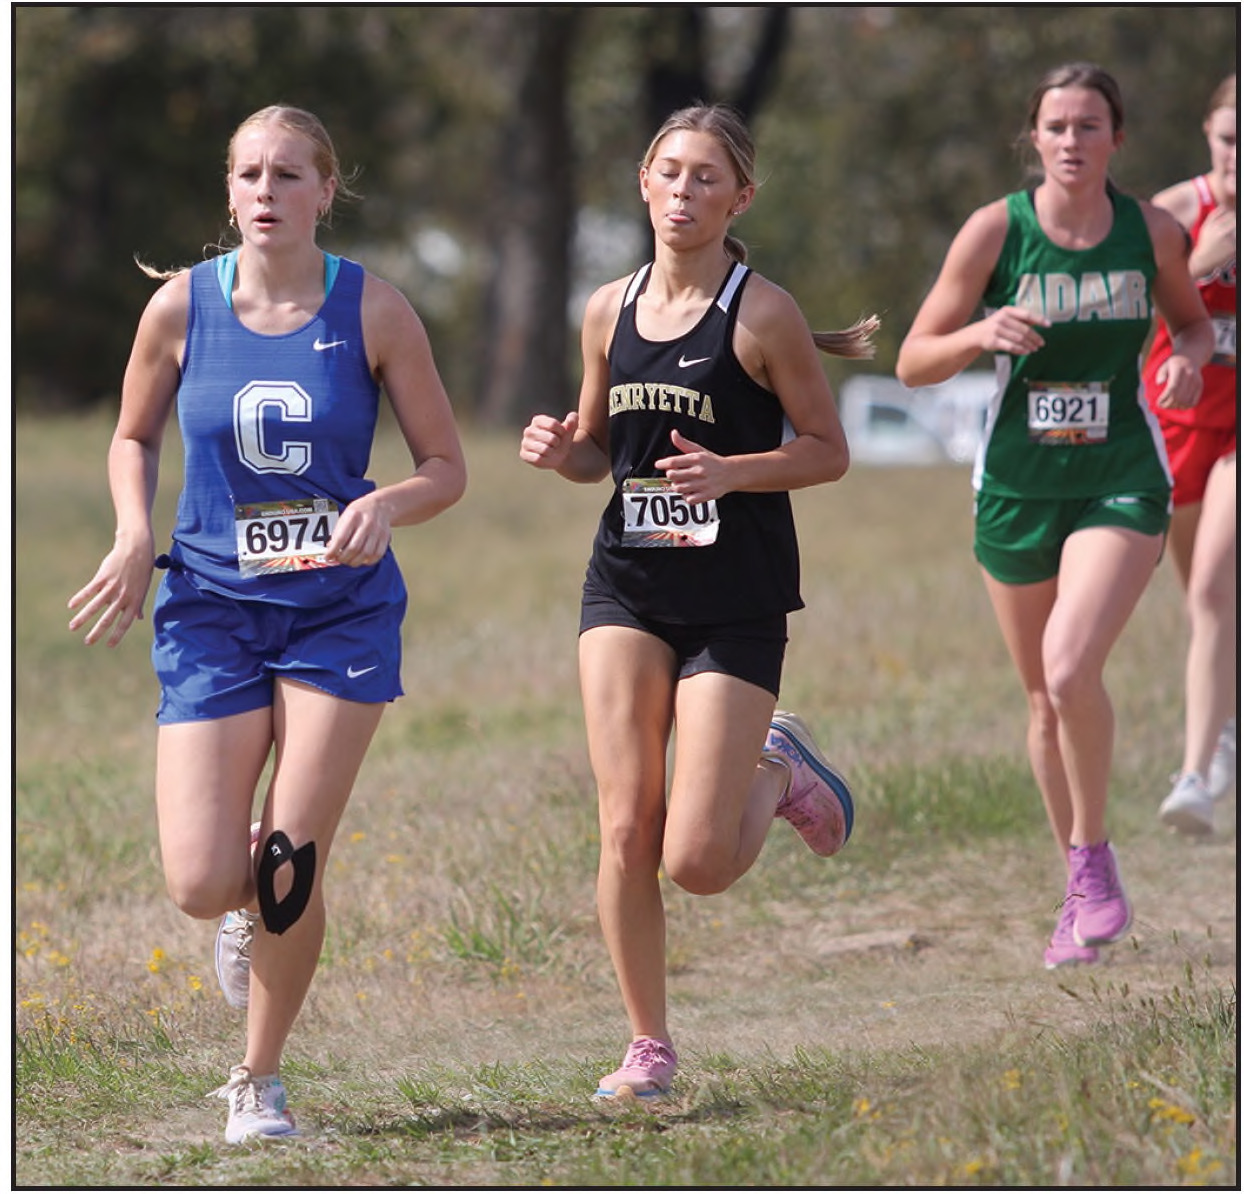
[234,498,339,577]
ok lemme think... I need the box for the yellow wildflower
[1177,1148,1224,1178]
[1149,1097,1196,1126]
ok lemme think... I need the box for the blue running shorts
[152,564,406,724]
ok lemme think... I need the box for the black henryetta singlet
[585,261,803,624]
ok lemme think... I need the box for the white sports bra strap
[622,264,652,307]
[716,262,749,312]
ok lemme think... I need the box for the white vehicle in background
[838,372,996,466]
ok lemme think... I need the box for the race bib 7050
[621,478,719,547]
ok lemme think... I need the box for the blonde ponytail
[134,255,191,282]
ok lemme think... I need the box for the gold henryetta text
[609,382,716,423]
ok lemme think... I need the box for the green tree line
[15,5,1238,423]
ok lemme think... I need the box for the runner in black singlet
[521,103,877,1100]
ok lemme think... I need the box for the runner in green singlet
[896,64,1213,970]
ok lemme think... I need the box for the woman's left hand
[325,495,394,567]
[655,429,731,503]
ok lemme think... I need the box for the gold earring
[228,207,238,229]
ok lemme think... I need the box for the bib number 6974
[235,498,339,576]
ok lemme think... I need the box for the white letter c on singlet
[234,381,313,475]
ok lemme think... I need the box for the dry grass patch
[16,415,1236,1187]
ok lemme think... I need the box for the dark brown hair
[1024,62,1125,135]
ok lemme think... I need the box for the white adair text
[1014,270,1150,323]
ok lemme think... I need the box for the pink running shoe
[594,1037,678,1100]
[1069,841,1132,947]
[764,711,854,857]
[1044,895,1100,969]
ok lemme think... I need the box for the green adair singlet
[974,188,1171,501]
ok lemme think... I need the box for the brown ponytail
[724,233,748,265]
[813,313,880,360]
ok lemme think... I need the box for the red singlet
[1143,175,1237,504]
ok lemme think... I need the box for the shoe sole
[226,1124,299,1145]
[1044,951,1099,970]
[770,711,854,844]
[593,1083,667,1101]
[1159,803,1215,836]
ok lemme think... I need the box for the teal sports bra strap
[213,251,238,307]
[213,250,341,310]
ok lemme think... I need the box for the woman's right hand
[68,536,156,647]
[974,305,1049,358]
[519,410,579,470]
[1189,205,1237,279]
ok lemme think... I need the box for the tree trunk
[636,6,791,261]
[476,8,581,427]
[731,8,791,121]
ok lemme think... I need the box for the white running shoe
[215,909,259,1009]
[1159,772,1215,837]
[210,1065,297,1144]
[1207,719,1236,802]
[215,822,261,1009]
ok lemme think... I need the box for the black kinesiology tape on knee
[256,830,316,935]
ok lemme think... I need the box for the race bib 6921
[1027,381,1110,446]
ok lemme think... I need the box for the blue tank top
[587,261,803,623]
[168,253,405,608]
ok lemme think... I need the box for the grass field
[14,412,1237,1187]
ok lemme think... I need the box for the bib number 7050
[622,478,719,547]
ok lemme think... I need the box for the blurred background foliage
[14,5,1239,423]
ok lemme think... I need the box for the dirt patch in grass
[266,808,1237,1082]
